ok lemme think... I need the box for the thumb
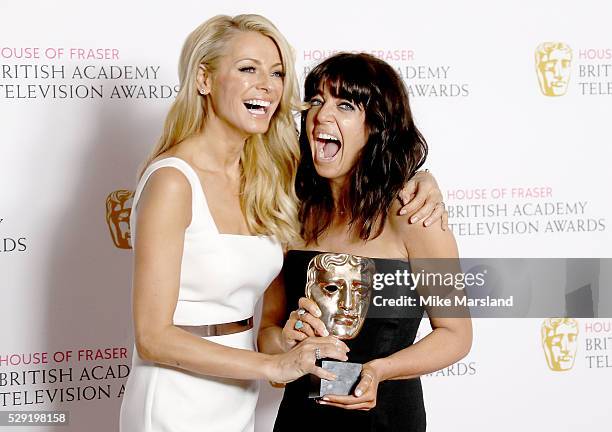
[354,373,373,397]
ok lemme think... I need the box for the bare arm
[372,210,472,381]
[132,168,344,383]
[257,273,289,355]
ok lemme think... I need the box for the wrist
[260,353,278,381]
[368,358,391,382]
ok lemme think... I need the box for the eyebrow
[235,57,283,68]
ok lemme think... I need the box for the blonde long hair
[141,14,301,243]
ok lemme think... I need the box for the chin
[243,121,272,135]
[313,165,348,184]
[313,165,332,179]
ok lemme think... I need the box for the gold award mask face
[535,42,573,97]
[305,253,376,340]
[541,318,579,371]
[106,190,134,249]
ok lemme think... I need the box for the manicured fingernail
[315,309,321,317]
[410,216,419,223]
[355,389,363,397]
[322,397,329,401]
[323,329,329,336]
[424,220,431,227]
[400,209,407,215]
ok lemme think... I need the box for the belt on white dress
[177,316,253,337]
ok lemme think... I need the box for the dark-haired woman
[258,53,472,431]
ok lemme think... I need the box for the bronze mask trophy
[305,253,375,398]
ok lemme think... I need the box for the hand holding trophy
[285,252,376,398]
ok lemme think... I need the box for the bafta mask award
[305,253,375,398]
[541,318,579,371]
[105,190,134,249]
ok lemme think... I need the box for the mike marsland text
[373,294,514,308]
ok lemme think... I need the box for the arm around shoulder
[389,201,457,259]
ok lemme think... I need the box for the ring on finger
[314,347,321,360]
[294,320,304,330]
[297,308,306,317]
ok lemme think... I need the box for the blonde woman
[119,14,445,432]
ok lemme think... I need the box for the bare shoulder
[140,165,191,202]
[388,199,457,259]
[137,166,192,229]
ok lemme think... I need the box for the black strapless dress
[273,250,426,432]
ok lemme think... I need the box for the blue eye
[309,98,323,107]
[339,102,355,111]
[272,70,285,78]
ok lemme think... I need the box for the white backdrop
[1,1,611,431]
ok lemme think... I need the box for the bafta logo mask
[106,190,134,249]
[305,253,376,340]
[535,42,573,96]
[541,318,579,371]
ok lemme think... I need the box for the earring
[199,88,206,95]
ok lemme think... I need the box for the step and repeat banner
[1,1,611,431]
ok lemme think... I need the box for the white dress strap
[132,157,217,234]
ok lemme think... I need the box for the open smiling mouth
[244,99,271,116]
[314,132,342,162]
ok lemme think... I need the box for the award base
[308,360,362,399]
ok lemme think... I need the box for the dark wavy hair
[296,53,428,243]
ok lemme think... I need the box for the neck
[193,113,249,175]
[329,177,349,217]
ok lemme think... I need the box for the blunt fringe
[296,53,428,243]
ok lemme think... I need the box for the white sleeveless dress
[119,157,283,432]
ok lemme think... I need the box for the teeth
[245,99,271,107]
[317,132,339,141]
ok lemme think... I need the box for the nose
[256,72,272,93]
[338,283,355,311]
[553,61,563,79]
[314,100,334,123]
